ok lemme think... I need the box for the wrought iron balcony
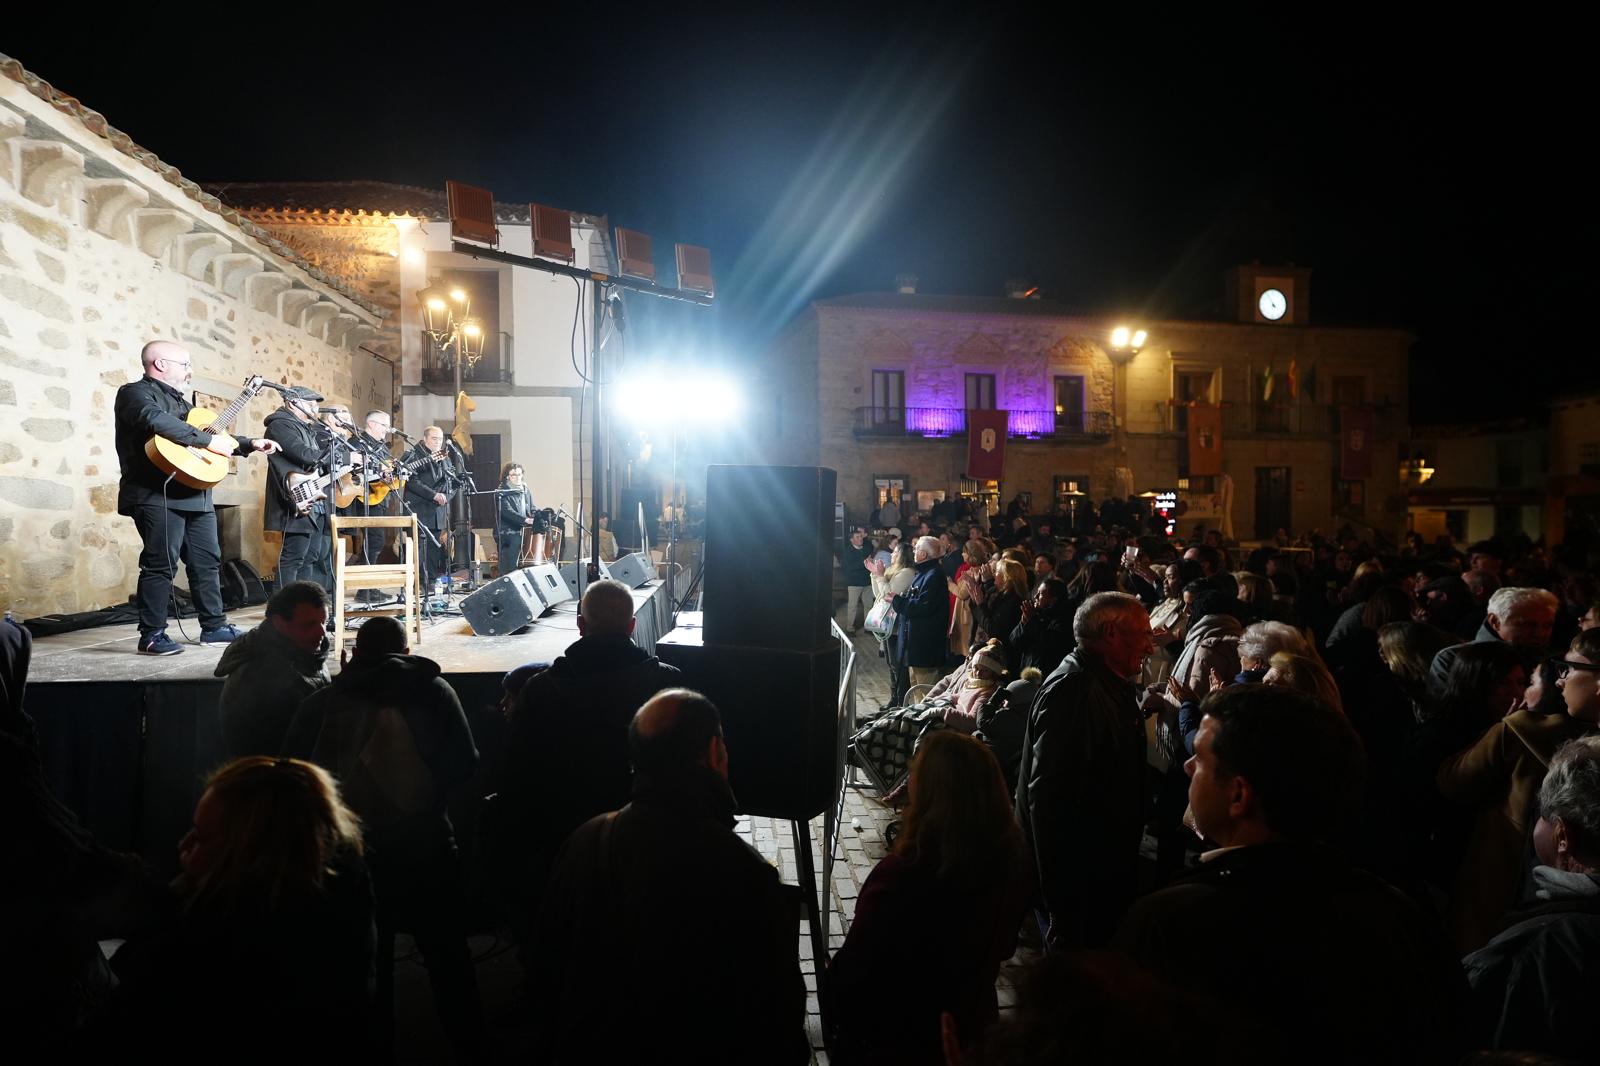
[853,407,1112,440]
[1162,403,1400,439]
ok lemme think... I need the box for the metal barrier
[822,620,858,948]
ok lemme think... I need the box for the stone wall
[0,87,381,618]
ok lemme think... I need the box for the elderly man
[1016,591,1152,949]
[530,689,807,1063]
[1113,685,1463,1063]
[403,425,454,589]
[890,535,951,688]
[1429,586,1558,698]
[113,340,280,655]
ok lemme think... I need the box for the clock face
[1259,288,1288,321]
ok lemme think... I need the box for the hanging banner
[1341,406,1375,479]
[966,409,1008,481]
[1187,403,1223,476]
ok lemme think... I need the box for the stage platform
[24,580,671,878]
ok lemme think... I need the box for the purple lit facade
[903,408,1055,438]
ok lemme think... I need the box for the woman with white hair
[1237,621,1311,683]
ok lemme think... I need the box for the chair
[330,515,422,660]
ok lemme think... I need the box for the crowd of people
[10,494,1600,1062]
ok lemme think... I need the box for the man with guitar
[114,340,281,656]
[403,425,455,592]
[349,409,397,566]
[264,384,351,595]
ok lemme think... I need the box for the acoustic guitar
[350,453,431,507]
[143,375,267,489]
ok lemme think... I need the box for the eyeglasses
[1551,659,1600,679]
[161,358,192,368]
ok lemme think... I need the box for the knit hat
[971,639,1008,677]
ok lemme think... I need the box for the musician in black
[264,385,343,593]
[495,462,540,576]
[351,409,397,565]
[113,340,280,656]
[403,425,454,589]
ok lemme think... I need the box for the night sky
[11,14,1588,424]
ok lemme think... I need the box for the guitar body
[333,472,360,510]
[144,408,239,489]
[355,478,397,507]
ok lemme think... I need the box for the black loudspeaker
[656,620,840,820]
[559,559,612,599]
[703,464,836,650]
[461,570,544,636]
[523,562,572,610]
[607,551,653,589]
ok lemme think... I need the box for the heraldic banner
[967,409,1008,481]
[1187,403,1223,476]
[1340,406,1375,480]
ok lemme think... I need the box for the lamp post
[1105,324,1146,468]
[416,281,485,576]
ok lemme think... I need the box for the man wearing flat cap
[264,384,338,592]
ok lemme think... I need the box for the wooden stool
[330,515,422,660]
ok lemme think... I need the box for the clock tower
[1225,264,1312,325]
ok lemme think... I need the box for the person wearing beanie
[948,640,1008,733]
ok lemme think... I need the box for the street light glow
[1132,329,1148,348]
[1111,326,1130,349]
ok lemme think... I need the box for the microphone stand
[444,440,478,588]
[386,427,446,620]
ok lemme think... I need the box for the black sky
[11,11,1589,423]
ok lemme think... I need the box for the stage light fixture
[532,203,575,262]
[675,243,715,296]
[616,228,656,282]
[447,180,498,247]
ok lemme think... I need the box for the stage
[24,580,672,877]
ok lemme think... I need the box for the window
[1334,477,1365,515]
[965,373,996,411]
[1173,369,1214,432]
[871,370,905,425]
[874,475,907,511]
[1054,375,1085,430]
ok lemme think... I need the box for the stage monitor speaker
[523,562,571,610]
[461,570,543,636]
[703,464,836,650]
[607,552,653,589]
[559,559,611,600]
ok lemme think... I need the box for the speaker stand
[790,817,828,995]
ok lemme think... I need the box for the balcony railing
[1162,403,1400,439]
[853,407,1112,440]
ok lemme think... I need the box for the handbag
[864,598,897,637]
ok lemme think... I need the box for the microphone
[258,381,292,394]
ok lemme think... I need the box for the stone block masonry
[0,73,382,618]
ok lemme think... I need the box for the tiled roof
[206,181,533,223]
[0,53,385,317]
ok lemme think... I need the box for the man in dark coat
[1016,591,1152,949]
[892,535,951,687]
[530,689,807,1064]
[215,581,331,758]
[1113,684,1465,1064]
[1464,734,1600,1058]
[835,525,875,634]
[402,425,453,589]
[113,340,280,655]
[486,579,681,947]
[1010,577,1074,677]
[282,615,484,1064]
[264,385,338,592]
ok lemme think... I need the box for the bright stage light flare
[614,372,743,426]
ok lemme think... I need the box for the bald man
[529,689,807,1063]
[114,341,280,655]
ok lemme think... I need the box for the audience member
[1009,576,1073,676]
[1428,586,1556,699]
[530,690,807,1063]
[874,541,918,705]
[1113,685,1465,1064]
[216,580,331,758]
[1016,592,1152,948]
[974,557,1027,653]
[828,732,1030,1064]
[949,540,990,656]
[837,525,875,634]
[1262,651,1343,713]
[892,536,952,690]
[282,615,484,1063]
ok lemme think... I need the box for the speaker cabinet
[607,551,653,589]
[461,570,543,636]
[559,559,612,599]
[656,620,840,820]
[703,465,836,651]
[522,562,571,610]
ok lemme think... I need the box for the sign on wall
[352,348,396,416]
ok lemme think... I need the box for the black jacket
[1114,842,1467,1066]
[891,558,950,668]
[263,408,336,532]
[114,376,256,514]
[835,539,874,588]
[215,622,331,759]
[1014,649,1146,949]
[487,636,681,903]
[401,445,452,531]
[496,483,534,536]
[284,653,478,859]
[1008,607,1074,677]
[530,766,808,1064]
